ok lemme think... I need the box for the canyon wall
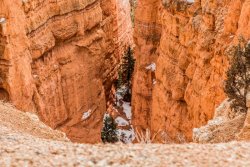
[0,0,132,143]
[132,0,162,132]
[132,0,250,142]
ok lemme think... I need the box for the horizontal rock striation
[132,0,250,142]
[0,0,132,143]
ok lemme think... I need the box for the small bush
[101,115,118,143]
[135,128,159,144]
[120,47,135,86]
[224,42,250,113]
[115,47,135,103]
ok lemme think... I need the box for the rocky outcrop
[193,95,250,143]
[0,101,68,142]
[0,0,132,143]
[132,0,162,133]
[238,92,250,140]
[132,0,250,142]
[193,99,246,143]
[1,101,250,166]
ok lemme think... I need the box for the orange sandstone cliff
[0,0,249,144]
[0,0,132,143]
[132,0,250,142]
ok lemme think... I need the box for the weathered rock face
[132,0,250,142]
[238,92,250,140]
[193,95,250,143]
[0,0,132,143]
[132,0,162,132]
[193,99,246,143]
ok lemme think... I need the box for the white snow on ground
[115,116,129,126]
[22,0,29,3]
[207,117,224,126]
[145,63,156,71]
[0,18,6,23]
[109,82,137,143]
[153,79,157,85]
[114,85,135,143]
[81,109,92,121]
[115,86,128,106]
[117,128,135,143]
[122,102,132,120]
[103,113,110,121]
[119,102,134,143]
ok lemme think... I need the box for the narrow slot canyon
[0,0,250,146]
[1,0,250,166]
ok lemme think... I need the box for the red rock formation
[0,0,132,143]
[132,0,162,132]
[132,0,250,142]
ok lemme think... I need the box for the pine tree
[117,70,123,89]
[126,47,135,85]
[120,47,135,86]
[119,47,135,102]
[224,42,250,113]
[101,115,118,143]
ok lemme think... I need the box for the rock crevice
[132,0,250,142]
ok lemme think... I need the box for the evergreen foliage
[117,70,123,89]
[120,47,135,86]
[224,42,250,113]
[101,115,118,143]
[118,47,135,102]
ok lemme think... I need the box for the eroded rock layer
[132,0,250,142]
[0,0,132,143]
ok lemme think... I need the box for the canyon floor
[1,102,250,167]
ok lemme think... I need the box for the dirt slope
[1,102,250,166]
[0,102,68,141]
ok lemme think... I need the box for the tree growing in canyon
[121,47,135,85]
[118,47,135,102]
[225,42,250,113]
[101,115,118,143]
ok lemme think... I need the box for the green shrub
[101,115,118,143]
[224,42,250,113]
[120,47,135,86]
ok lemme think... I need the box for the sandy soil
[1,102,250,167]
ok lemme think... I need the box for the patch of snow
[33,75,38,79]
[0,18,6,24]
[53,64,58,70]
[186,0,194,3]
[117,128,135,143]
[115,116,129,126]
[207,117,224,126]
[115,86,128,106]
[145,63,156,72]
[153,79,157,85]
[103,113,110,121]
[117,86,128,94]
[122,102,132,120]
[81,109,92,121]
